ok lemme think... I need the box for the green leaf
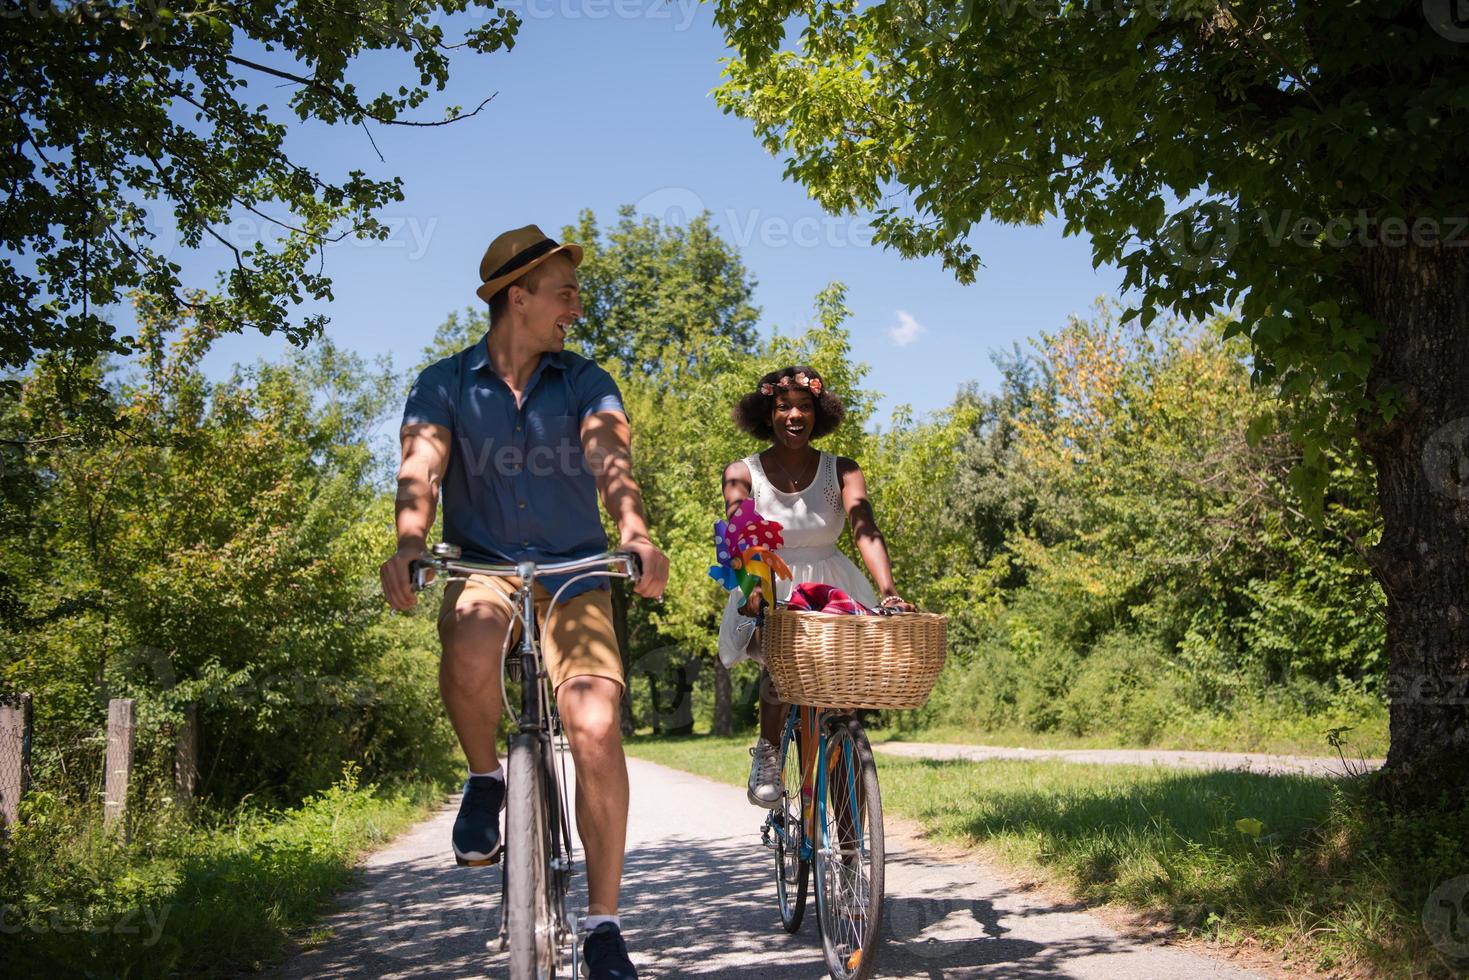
[1245,414,1275,448]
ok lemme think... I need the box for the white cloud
[888,310,925,347]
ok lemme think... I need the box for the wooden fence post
[0,692,33,835]
[104,698,135,837]
[174,703,198,806]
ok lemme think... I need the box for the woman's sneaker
[452,775,505,866]
[747,738,781,808]
[583,921,638,979]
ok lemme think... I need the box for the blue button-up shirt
[402,335,625,602]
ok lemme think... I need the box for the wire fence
[0,692,32,831]
[0,692,196,837]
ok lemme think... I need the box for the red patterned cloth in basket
[784,582,871,615]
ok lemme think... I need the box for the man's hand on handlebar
[380,543,431,611]
[620,535,669,600]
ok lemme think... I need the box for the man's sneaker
[452,775,504,866]
[583,922,638,980]
[747,738,781,809]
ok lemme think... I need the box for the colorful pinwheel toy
[709,499,792,600]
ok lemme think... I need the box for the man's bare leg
[439,597,511,774]
[557,675,629,916]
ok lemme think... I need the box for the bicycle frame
[500,559,569,966]
[760,601,901,866]
[768,705,865,865]
[410,545,639,976]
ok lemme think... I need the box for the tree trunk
[713,657,733,736]
[1357,239,1469,808]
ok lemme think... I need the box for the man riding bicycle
[379,224,669,980]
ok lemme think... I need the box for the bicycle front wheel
[507,733,558,980]
[774,716,810,933]
[814,715,885,980]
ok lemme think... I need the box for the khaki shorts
[438,574,624,692]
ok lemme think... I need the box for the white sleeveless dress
[717,451,879,667]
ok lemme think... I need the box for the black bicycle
[411,544,641,980]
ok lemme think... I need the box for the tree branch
[224,55,496,127]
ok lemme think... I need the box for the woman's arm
[722,460,752,516]
[837,457,911,608]
[722,461,765,615]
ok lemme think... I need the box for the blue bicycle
[762,701,885,980]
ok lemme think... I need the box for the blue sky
[186,3,1123,423]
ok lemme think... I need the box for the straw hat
[476,224,584,303]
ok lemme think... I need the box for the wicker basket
[761,609,948,709]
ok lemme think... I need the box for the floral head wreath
[758,371,826,398]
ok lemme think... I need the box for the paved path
[872,741,1382,778]
[275,755,1270,979]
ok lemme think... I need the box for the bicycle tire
[813,715,885,980]
[507,733,558,980]
[775,718,810,933]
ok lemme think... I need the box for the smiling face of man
[504,253,582,354]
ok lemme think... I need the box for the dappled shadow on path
[272,806,506,978]
[275,808,1177,979]
[274,743,1272,980]
[629,831,1142,978]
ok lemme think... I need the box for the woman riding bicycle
[716,365,914,808]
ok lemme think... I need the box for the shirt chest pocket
[525,414,582,478]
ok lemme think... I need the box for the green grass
[870,711,1389,760]
[626,734,1467,978]
[0,763,452,977]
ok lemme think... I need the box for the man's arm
[581,410,669,599]
[379,422,452,610]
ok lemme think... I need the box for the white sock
[584,914,621,932]
[468,766,505,782]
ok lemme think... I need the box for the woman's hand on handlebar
[878,593,915,613]
[619,535,669,600]
[740,585,766,618]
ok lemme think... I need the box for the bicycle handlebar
[768,598,917,617]
[408,549,642,593]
